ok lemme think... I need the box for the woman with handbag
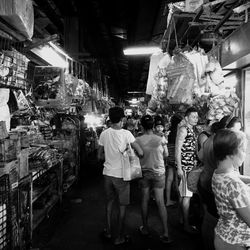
[135,115,172,244]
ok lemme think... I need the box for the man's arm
[97,145,104,161]
[175,126,187,177]
[131,141,143,158]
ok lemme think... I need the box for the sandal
[183,225,199,235]
[139,226,149,236]
[114,235,131,246]
[100,229,112,242]
[159,235,173,244]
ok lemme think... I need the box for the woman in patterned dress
[212,129,250,250]
[175,107,199,233]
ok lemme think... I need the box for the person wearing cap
[136,115,172,244]
[154,115,166,137]
[97,106,143,245]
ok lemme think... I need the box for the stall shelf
[0,174,11,250]
[30,158,63,235]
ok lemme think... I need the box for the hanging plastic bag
[121,144,142,181]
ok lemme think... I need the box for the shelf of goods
[50,116,81,192]
[30,158,63,233]
[0,174,11,249]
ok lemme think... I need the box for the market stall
[0,7,112,248]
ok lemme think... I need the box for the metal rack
[0,174,11,250]
[30,159,63,239]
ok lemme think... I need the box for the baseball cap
[109,106,125,123]
[154,116,165,127]
[141,115,154,129]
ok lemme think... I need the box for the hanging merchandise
[64,74,78,97]
[0,48,29,90]
[183,48,209,97]
[147,52,171,114]
[75,79,85,98]
[33,66,71,109]
[207,93,240,121]
[146,51,164,95]
[14,90,30,111]
[0,88,10,131]
[205,56,225,96]
[165,52,196,105]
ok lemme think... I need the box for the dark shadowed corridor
[32,161,202,250]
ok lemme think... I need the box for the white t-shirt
[99,128,135,178]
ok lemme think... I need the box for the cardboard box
[0,160,18,189]
[0,139,17,163]
[18,148,29,179]
[0,0,34,39]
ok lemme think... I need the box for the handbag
[187,164,203,193]
[121,143,142,181]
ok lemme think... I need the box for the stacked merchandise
[146,48,240,122]
[28,146,61,171]
[0,175,9,249]
[0,48,29,90]
[33,66,71,109]
[39,125,53,140]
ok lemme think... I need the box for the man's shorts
[104,175,130,206]
[139,171,165,189]
[178,170,193,197]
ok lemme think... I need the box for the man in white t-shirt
[98,106,143,245]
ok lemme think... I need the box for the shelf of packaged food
[32,194,59,230]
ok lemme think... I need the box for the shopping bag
[121,144,142,181]
[187,164,203,193]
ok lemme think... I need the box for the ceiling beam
[33,0,64,34]
[214,0,244,33]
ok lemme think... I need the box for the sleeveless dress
[181,126,197,172]
[179,125,198,197]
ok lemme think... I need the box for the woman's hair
[210,121,221,134]
[218,115,241,129]
[140,115,154,130]
[227,117,241,129]
[168,114,182,144]
[213,129,246,162]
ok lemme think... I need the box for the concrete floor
[32,164,203,250]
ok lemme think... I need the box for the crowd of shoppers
[97,106,250,249]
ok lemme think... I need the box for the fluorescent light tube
[233,3,250,14]
[123,46,162,55]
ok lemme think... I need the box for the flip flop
[183,225,199,235]
[159,235,174,244]
[100,229,112,242]
[114,235,131,246]
[139,226,149,236]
